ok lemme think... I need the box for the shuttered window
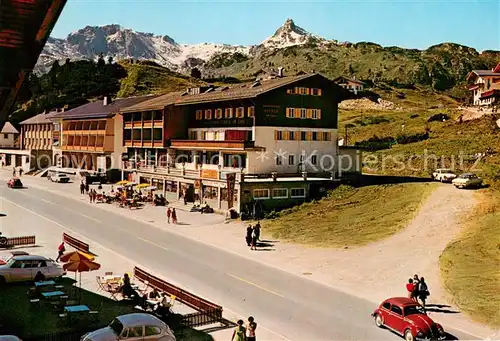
[225,108,233,118]
[196,110,202,120]
[248,106,255,117]
[204,110,212,120]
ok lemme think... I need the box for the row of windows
[196,107,255,120]
[286,87,322,96]
[253,188,306,200]
[276,154,317,166]
[285,108,322,120]
[274,130,332,141]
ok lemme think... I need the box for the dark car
[372,297,446,341]
[7,178,23,189]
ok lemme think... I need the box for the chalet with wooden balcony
[119,72,357,214]
[467,62,500,106]
[47,95,156,173]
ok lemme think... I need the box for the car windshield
[109,318,124,335]
[404,305,426,316]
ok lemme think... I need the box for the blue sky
[51,0,499,51]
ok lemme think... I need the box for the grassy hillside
[206,42,500,98]
[117,60,205,97]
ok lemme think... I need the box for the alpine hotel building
[119,73,360,214]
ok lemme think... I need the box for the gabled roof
[333,76,366,85]
[48,95,158,120]
[20,111,57,125]
[121,73,336,112]
[1,122,19,134]
[121,91,184,113]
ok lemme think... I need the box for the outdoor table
[41,291,65,299]
[65,305,90,313]
[34,280,56,288]
[103,275,121,283]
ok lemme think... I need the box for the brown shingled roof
[19,111,56,125]
[120,91,184,113]
[1,122,19,134]
[48,95,158,120]
[120,73,321,112]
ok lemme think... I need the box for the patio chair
[89,302,103,322]
[96,276,107,292]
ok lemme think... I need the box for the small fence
[62,232,92,254]
[0,235,36,248]
[134,266,223,326]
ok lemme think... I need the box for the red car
[7,178,23,189]
[372,297,446,341]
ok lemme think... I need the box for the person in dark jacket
[418,277,429,307]
[246,225,253,247]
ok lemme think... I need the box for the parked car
[0,255,65,284]
[452,173,482,189]
[431,168,457,182]
[0,336,23,341]
[372,297,446,341]
[7,178,23,189]
[50,173,70,183]
[81,313,176,341]
[0,251,30,264]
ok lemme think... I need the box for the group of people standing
[12,167,23,177]
[231,316,257,341]
[406,274,430,307]
[166,207,177,224]
[245,222,261,250]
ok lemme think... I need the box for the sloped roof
[1,122,19,134]
[20,111,57,125]
[121,91,184,113]
[120,73,328,112]
[48,95,158,120]
[333,76,366,85]
[471,70,500,77]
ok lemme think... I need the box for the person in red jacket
[56,242,66,262]
[406,278,416,300]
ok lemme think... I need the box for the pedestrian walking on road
[85,182,89,194]
[88,190,93,203]
[166,207,171,224]
[247,316,257,341]
[406,278,416,300]
[231,319,246,341]
[12,167,15,177]
[245,225,253,247]
[80,181,85,195]
[19,168,23,176]
[250,227,258,250]
[171,208,177,224]
[418,277,429,307]
[56,242,65,262]
[254,221,261,241]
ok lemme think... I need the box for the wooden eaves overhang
[0,0,67,131]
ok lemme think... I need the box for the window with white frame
[248,106,255,117]
[300,108,307,119]
[272,188,288,199]
[311,155,317,165]
[288,154,295,165]
[291,188,306,198]
[196,110,202,120]
[253,189,270,199]
[289,131,295,140]
[236,107,245,118]
[204,109,212,120]
[276,130,283,140]
[215,108,223,119]
[225,108,233,118]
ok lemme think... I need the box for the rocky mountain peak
[261,18,320,49]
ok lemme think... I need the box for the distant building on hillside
[333,76,365,95]
[0,122,19,148]
[466,62,500,106]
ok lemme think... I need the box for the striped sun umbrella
[60,250,95,263]
[63,259,101,302]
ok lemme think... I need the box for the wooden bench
[62,233,96,256]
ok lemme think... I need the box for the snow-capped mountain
[260,18,325,49]
[37,19,333,73]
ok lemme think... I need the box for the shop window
[203,186,218,200]
[196,110,202,120]
[291,188,306,198]
[253,189,270,199]
[272,188,288,199]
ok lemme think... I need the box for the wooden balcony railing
[124,140,163,148]
[170,140,254,150]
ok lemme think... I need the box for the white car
[452,173,483,189]
[81,313,176,341]
[0,336,22,341]
[432,168,457,182]
[50,173,70,183]
[0,255,65,284]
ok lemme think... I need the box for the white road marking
[79,213,101,223]
[2,197,292,341]
[227,273,285,298]
[137,237,169,251]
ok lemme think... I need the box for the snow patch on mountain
[36,19,332,73]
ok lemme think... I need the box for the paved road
[0,185,478,341]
